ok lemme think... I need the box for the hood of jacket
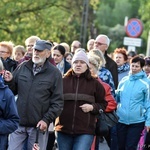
[129,70,147,81]
[0,75,6,89]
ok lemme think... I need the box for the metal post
[146,31,150,56]
[80,0,89,49]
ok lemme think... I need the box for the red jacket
[97,78,117,112]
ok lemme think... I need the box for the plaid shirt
[33,64,42,75]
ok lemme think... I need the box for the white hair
[96,34,110,46]
[88,49,106,67]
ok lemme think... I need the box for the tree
[0,0,84,46]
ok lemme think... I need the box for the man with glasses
[94,34,118,89]
[4,39,64,150]
[71,40,81,54]
[94,34,118,150]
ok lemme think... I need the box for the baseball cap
[33,40,53,51]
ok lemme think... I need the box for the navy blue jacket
[64,59,71,74]
[0,76,19,150]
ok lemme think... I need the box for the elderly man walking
[4,39,64,150]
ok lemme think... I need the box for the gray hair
[88,49,106,67]
[96,34,110,46]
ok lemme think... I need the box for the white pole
[146,31,150,56]
[124,16,128,27]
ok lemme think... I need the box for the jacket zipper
[72,77,79,133]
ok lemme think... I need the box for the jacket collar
[25,59,50,72]
[129,70,147,80]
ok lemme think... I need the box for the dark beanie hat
[53,45,66,56]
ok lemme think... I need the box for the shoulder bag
[95,109,119,136]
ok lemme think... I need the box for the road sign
[123,37,142,47]
[126,18,143,38]
[127,46,136,51]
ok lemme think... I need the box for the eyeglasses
[94,41,107,46]
[0,51,9,54]
[71,46,78,49]
[27,45,34,48]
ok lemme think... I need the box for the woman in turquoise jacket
[116,56,150,150]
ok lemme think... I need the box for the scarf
[118,63,130,73]
[56,58,65,76]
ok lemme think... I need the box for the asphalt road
[99,139,110,150]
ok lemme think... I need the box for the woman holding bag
[88,51,117,150]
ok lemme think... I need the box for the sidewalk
[99,139,110,150]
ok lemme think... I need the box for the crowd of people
[0,34,150,150]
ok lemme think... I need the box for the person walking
[70,40,81,54]
[0,41,17,72]
[55,49,107,150]
[0,58,19,150]
[88,49,116,149]
[113,47,130,82]
[116,56,150,150]
[143,57,150,77]
[4,39,64,150]
[52,44,71,76]
[94,34,118,89]
[88,54,117,150]
[18,35,40,64]
[88,49,115,97]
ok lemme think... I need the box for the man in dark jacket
[94,34,118,150]
[94,34,118,89]
[4,40,64,150]
[0,59,19,150]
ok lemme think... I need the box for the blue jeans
[56,132,94,150]
[117,122,144,150]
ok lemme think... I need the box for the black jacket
[1,57,17,72]
[104,52,118,89]
[7,59,64,127]
[64,59,71,74]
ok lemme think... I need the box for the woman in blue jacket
[116,56,150,150]
[0,58,19,150]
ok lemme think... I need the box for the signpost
[123,37,142,47]
[126,18,143,38]
[124,18,143,51]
